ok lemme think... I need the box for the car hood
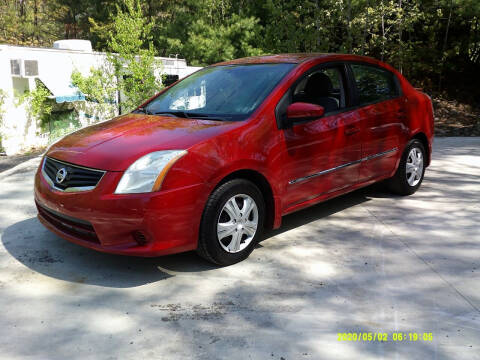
[47,114,239,171]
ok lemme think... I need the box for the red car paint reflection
[34,54,434,258]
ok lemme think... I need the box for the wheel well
[216,170,275,230]
[411,132,430,166]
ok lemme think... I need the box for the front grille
[42,157,105,192]
[37,202,100,244]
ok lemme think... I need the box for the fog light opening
[132,231,148,246]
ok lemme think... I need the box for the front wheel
[197,179,265,265]
[386,139,426,195]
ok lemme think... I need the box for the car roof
[212,53,395,73]
[213,53,327,65]
[213,53,379,65]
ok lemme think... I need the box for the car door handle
[345,126,360,136]
[397,109,407,119]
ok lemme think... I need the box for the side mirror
[285,102,325,127]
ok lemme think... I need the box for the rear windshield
[144,63,295,121]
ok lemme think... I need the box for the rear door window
[350,64,399,105]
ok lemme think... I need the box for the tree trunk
[439,0,453,91]
[474,17,480,63]
[346,0,352,53]
[315,0,321,50]
[34,0,39,42]
[398,0,403,73]
[362,0,370,55]
[381,0,385,62]
[19,0,26,43]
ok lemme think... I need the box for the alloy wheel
[406,147,424,186]
[217,194,259,253]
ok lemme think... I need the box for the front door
[278,64,362,211]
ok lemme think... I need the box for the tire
[197,179,265,266]
[386,139,426,195]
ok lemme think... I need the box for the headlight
[115,150,187,194]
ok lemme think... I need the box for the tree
[1,0,479,104]
[0,0,65,46]
[72,0,162,114]
[183,14,264,65]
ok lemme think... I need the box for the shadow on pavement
[266,185,375,239]
[0,151,43,173]
[1,184,386,288]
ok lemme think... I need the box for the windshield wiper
[152,111,230,121]
[153,111,190,118]
[133,107,153,115]
[189,116,229,121]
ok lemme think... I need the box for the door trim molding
[288,147,398,185]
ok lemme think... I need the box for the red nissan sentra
[34,54,434,265]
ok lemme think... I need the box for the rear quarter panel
[403,84,434,166]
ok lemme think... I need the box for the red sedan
[35,54,434,265]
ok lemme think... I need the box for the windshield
[142,63,295,121]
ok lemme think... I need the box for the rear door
[348,63,404,182]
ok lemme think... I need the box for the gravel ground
[0,150,44,173]
[0,137,479,360]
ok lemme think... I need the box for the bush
[15,80,53,133]
[0,89,6,151]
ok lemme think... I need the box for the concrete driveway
[0,137,479,360]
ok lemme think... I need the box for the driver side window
[293,67,346,114]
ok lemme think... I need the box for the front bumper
[34,163,206,256]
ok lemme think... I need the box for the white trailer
[0,40,201,155]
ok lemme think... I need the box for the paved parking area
[0,137,479,360]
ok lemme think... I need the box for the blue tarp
[39,77,85,103]
[55,93,85,103]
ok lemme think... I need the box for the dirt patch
[150,300,302,322]
[18,249,64,264]
[151,302,234,321]
[433,98,480,136]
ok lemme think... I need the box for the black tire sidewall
[199,179,265,265]
[395,140,426,195]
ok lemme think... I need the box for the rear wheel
[386,139,426,195]
[197,179,265,265]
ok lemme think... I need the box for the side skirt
[282,172,394,217]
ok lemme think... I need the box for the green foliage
[48,110,81,141]
[107,0,161,111]
[73,0,161,114]
[29,81,53,123]
[1,0,479,103]
[183,15,264,65]
[0,89,6,119]
[16,80,53,132]
[0,0,65,46]
[71,66,116,105]
[0,89,6,151]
